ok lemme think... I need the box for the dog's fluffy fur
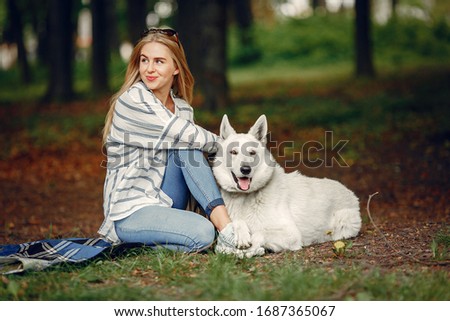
[212,115,361,255]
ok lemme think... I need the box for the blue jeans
[115,149,224,252]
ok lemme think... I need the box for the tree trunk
[201,0,228,110]
[7,0,31,84]
[391,0,398,19]
[312,0,326,13]
[355,0,375,78]
[176,1,202,79]
[91,0,109,94]
[45,0,75,101]
[29,0,50,66]
[106,1,120,55]
[127,0,147,44]
[233,0,252,37]
[177,0,228,111]
[232,0,260,64]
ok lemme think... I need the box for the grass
[431,227,450,261]
[1,249,448,301]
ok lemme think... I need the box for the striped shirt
[98,81,218,244]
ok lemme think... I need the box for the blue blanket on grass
[0,238,112,274]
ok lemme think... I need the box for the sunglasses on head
[142,28,180,46]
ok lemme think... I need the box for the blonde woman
[99,28,236,253]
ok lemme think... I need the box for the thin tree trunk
[177,0,228,111]
[46,0,75,101]
[127,0,147,44]
[106,1,120,55]
[355,0,375,78]
[91,0,109,93]
[391,0,398,19]
[232,0,260,64]
[200,0,228,110]
[7,0,31,83]
[176,0,202,78]
[312,0,326,13]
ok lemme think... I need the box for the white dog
[213,115,361,256]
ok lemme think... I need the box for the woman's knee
[114,207,216,251]
[193,220,216,250]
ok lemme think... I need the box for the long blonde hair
[102,31,194,143]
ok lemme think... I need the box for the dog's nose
[240,165,252,175]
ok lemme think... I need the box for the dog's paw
[232,220,252,249]
[248,247,265,258]
[239,247,265,258]
[236,233,252,249]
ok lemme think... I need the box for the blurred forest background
[0,0,449,248]
[0,0,449,107]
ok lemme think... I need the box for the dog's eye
[249,150,256,156]
[230,150,238,155]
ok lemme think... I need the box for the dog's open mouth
[232,172,252,191]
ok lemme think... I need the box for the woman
[98,28,237,253]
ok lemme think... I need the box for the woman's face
[139,42,179,97]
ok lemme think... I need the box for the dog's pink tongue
[238,178,250,191]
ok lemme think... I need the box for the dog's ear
[220,114,236,139]
[248,115,268,143]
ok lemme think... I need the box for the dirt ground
[0,102,448,272]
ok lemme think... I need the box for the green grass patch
[1,249,448,300]
[0,108,105,159]
[431,228,450,261]
[25,113,105,147]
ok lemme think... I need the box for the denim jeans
[115,149,224,252]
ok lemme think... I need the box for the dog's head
[212,114,276,193]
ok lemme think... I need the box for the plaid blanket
[0,238,112,274]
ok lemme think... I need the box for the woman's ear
[173,69,180,76]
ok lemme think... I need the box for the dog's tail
[330,208,361,240]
